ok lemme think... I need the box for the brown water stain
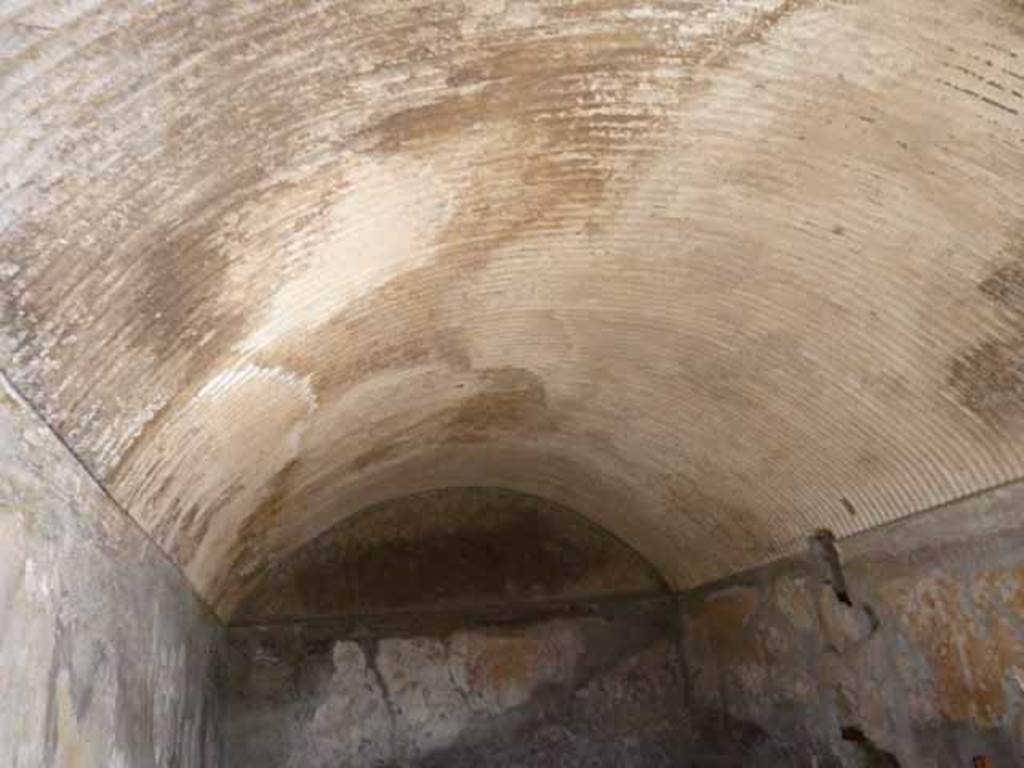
[891,570,1024,727]
[948,230,1024,421]
[169,479,245,565]
[700,586,763,663]
[467,635,536,695]
[664,473,781,562]
[246,0,815,401]
[206,365,558,610]
[446,367,556,441]
[347,366,557,475]
[206,458,305,612]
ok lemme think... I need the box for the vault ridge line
[0,367,225,627]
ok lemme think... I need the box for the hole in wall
[840,496,857,518]
[840,726,902,767]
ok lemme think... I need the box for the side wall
[0,376,224,767]
[227,480,1024,768]
[683,483,1024,766]
[226,601,689,767]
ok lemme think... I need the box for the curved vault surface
[3,0,1024,617]
[232,487,666,624]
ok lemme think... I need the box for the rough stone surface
[5,0,1024,616]
[424,635,694,768]
[225,606,688,767]
[223,477,1024,767]
[232,486,665,624]
[0,374,224,767]
[680,481,1024,767]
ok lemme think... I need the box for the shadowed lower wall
[0,374,224,767]
[681,482,1024,766]
[226,604,689,768]
[224,480,1024,767]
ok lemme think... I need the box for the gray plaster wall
[682,483,1024,767]
[225,602,690,768]
[0,374,224,767]
[226,479,1024,768]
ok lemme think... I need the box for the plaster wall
[225,603,689,768]
[0,374,224,767]
[682,482,1024,766]
[226,480,1024,768]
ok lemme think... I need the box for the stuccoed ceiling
[232,487,667,624]
[3,0,1024,618]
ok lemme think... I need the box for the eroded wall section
[0,374,224,767]
[227,479,1024,767]
[226,602,689,767]
[683,483,1024,766]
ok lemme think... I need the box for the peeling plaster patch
[774,575,815,631]
[300,642,393,768]
[704,586,760,630]
[228,616,639,767]
[378,637,470,757]
[53,669,91,768]
[459,0,544,36]
[152,643,186,765]
[678,0,796,38]
[1012,667,1024,695]
[23,557,54,604]
[197,364,318,416]
[887,570,1024,727]
[450,620,584,714]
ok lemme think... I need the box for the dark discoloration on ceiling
[948,232,1024,423]
[948,340,1024,419]
[231,487,666,624]
[349,369,555,471]
[446,368,557,440]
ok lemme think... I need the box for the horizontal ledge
[227,588,676,637]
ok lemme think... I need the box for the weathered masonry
[2,0,1024,765]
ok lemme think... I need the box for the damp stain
[207,458,306,613]
[948,339,1024,416]
[347,367,557,475]
[948,230,1024,422]
[230,487,666,623]
[978,259,1024,311]
[445,367,556,442]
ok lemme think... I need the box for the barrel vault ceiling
[3,0,1024,618]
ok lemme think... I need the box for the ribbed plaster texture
[3,0,1024,615]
